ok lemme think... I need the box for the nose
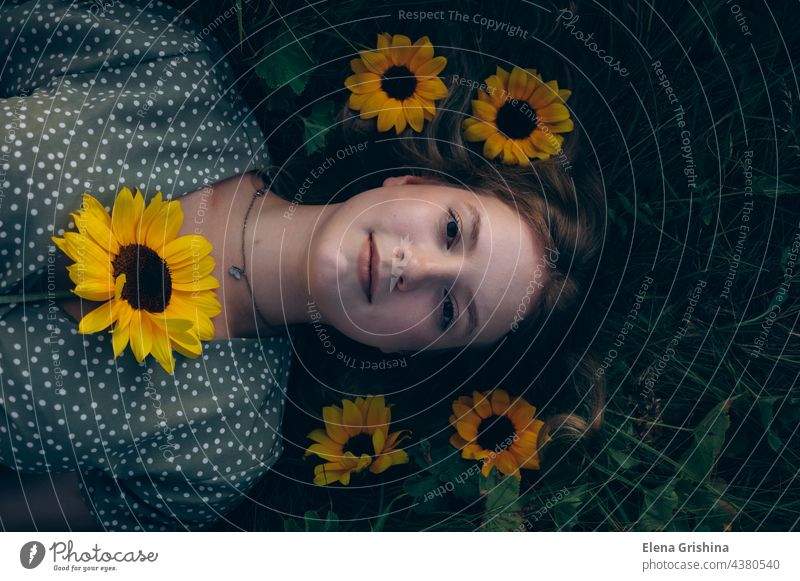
[391,244,460,292]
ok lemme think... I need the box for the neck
[232,186,337,337]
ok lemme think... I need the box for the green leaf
[303,509,338,532]
[481,469,523,531]
[608,447,641,470]
[302,100,335,155]
[256,38,314,95]
[550,483,588,531]
[403,474,438,499]
[757,396,784,453]
[637,483,679,531]
[410,438,433,468]
[679,398,733,482]
[283,518,302,532]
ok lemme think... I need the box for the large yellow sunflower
[449,388,547,479]
[51,187,221,374]
[462,65,574,166]
[345,33,448,134]
[305,395,410,486]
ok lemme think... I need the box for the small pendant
[228,265,244,280]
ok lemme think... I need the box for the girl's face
[308,175,550,354]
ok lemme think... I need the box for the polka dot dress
[0,0,292,530]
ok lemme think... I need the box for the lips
[358,233,373,302]
[369,233,379,301]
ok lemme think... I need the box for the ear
[382,175,437,188]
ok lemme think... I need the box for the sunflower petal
[537,102,571,123]
[376,32,391,51]
[348,91,372,110]
[456,419,478,441]
[359,50,389,75]
[495,66,510,84]
[322,405,348,444]
[359,90,390,120]
[128,309,152,363]
[389,33,413,66]
[530,80,558,109]
[111,186,138,246]
[491,389,511,416]
[342,399,364,436]
[350,57,368,74]
[149,324,176,374]
[472,391,492,419]
[77,300,116,334]
[415,78,448,101]
[377,99,401,132]
[344,72,382,94]
[471,99,497,122]
[112,320,130,358]
[414,55,447,78]
[403,96,425,132]
[372,428,386,455]
[307,428,342,450]
[408,36,433,72]
[509,67,531,100]
[145,200,183,249]
[464,121,497,142]
[483,132,506,160]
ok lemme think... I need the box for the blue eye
[441,288,455,331]
[445,209,461,249]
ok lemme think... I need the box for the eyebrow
[463,202,481,339]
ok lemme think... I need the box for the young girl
[0,0,605,531]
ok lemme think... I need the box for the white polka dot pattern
[0,0,290,531]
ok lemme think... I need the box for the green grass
[169,0,799,531]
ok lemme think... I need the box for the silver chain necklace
[227,170,282,335]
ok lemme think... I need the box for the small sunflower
[51,187,221,374]
[345,33,448,134]
[305,395,411,486]
[449,388,547,479]
[462,65,574,166]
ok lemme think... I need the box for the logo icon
[19,541,46,569]
[390,234,413,292]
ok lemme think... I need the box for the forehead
[401,184,547,346]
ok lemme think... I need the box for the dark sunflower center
[343,433,373,457]
[381,66,417,100]
[476,415,516,452]
[112,244,172,313]
[496,100,538,139]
